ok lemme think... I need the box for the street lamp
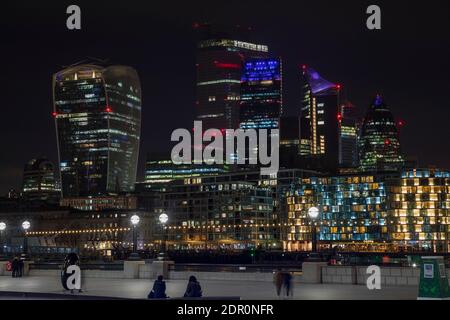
[22,220,31,259]
[158,213,169,260]
[308,207,319,253]
[0,222,6,255]
[129,214,140,260]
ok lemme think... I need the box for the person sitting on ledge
[148,275,167,299]
[183,275,202,298]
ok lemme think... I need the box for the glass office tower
[359,95,404,172]
[338,101,359,168]
[300,66,341,171]
[53,63,141,197]
[239,57,282,130]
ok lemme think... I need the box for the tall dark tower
[53,62,141,197]
[195,27,269,130]
[300,66,341,171]
[338,100,359,168]
[358,95,404,172]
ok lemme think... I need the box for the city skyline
[1,0,450,194]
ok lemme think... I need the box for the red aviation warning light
[337,113,342,122]
[105,106,112,113]
[214,61,240,69]
[384,139,391,145]
[52,111,58,118]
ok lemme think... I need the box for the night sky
[1,0,449,194]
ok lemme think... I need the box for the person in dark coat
[273,270,283,297]
[184,275,202,298]
[148,275,167,299]
[18,258,24,277]
[283,272,293,297]
[11,257,19,278]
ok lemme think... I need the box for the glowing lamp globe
[0,222,6,231]
[159,213,169,224]
[308,207,319,219]
[22,220,31,231]
[130,215,140,226]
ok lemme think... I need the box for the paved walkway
[0,276,418,300]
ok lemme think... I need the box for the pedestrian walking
[283,272,293,298]
[11,257,19,278]
[273,270,283,297]
[148,275,168,299]
[183,275,202,298]
[18,258,24,277]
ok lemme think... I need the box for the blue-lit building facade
[286,169,450,253]
[239,58,282,130]
[286,174,390,252]
[53,63,141,197]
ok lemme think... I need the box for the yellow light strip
[26,227,131,236]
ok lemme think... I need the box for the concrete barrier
[29,269,125,279]
[139,260,174,279]
[322,265,437,286]
[124,260,145,279]
[301,262,328,283]
[6,261,448,287]
[168,271,275,282]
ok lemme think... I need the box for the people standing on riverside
[184,275,202,298]
[273,270,284,297]
[148,275,167,299]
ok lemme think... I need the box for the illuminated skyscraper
[53,62,141,197]
[300,66,341,171]
[239,57,282,130]
[358,95,404,172]
[196,38,269,130]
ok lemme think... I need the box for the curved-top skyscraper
[52,62,141,197]
[358,95,404,172]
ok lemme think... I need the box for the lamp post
[0,222,6,255]
[22,220,31,259]
[129,214,140,260]
[158,213,168,261]
[308,207,319,253]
